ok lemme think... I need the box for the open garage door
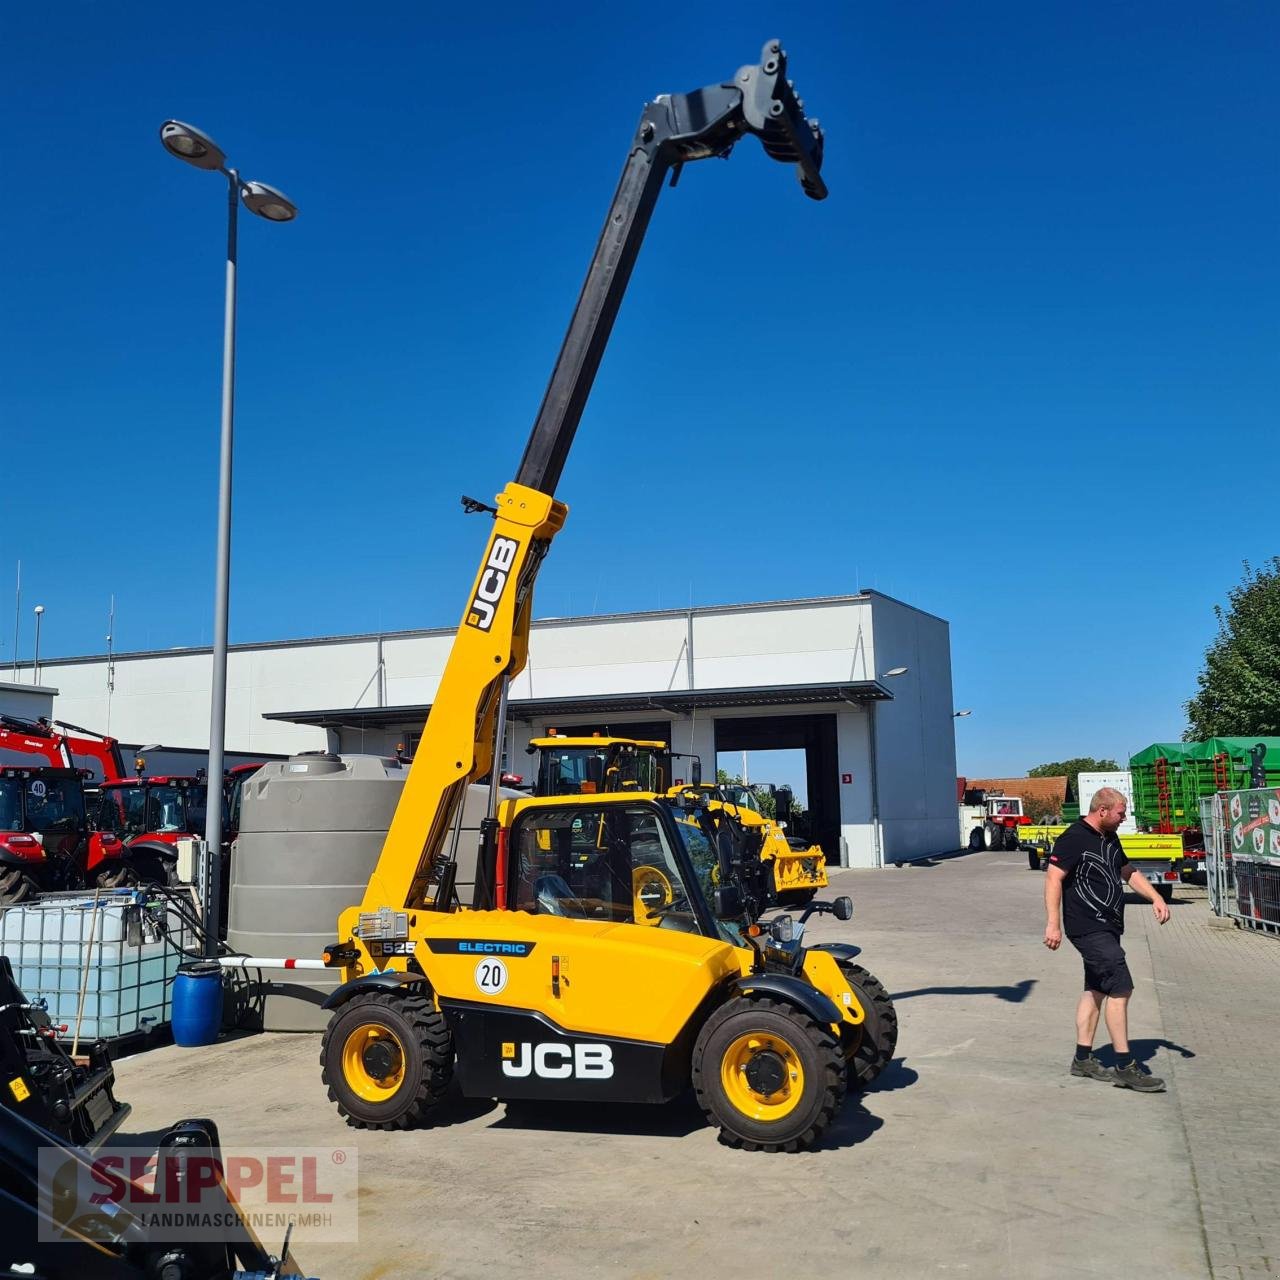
[714,714,840,864]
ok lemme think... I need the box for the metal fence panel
[1206,788,1280,937]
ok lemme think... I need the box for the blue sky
[1,2,1275,778]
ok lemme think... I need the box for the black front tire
[321,988,454,1130]
[691,995,846,1153]
[0,866,40,905]
[835,961,899,1090]
[1003,827,1020,851]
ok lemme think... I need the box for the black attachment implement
[515,39,826,499]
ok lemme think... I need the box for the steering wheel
[632,865,677,925]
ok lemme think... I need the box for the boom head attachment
[657,39,827,200]
[734,39,827,200]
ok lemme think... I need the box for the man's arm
[1121,862,1171,923]
[1044,865,1066,949]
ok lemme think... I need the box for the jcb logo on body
[466,536,519,631]
[500,1041,614,1080]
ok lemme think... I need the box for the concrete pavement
[112,851,1279,1279]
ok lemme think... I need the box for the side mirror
[775,786,792,825]
[832,895,853,922]
[691,758,702,786]
[713,885,742,917]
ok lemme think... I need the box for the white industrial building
[13,592,959,868]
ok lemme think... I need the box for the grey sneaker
[1070,1055,1116,1082]
[1113,1060,1166,1092]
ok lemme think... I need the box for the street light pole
[202,167,239,955]
[32,605,44,684]
[160,121,296,955]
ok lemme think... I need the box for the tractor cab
[92,776,199,886]
[0,766,126,902]
[95,776,197,839]
[528,733,670,797]
[224,762,264,844]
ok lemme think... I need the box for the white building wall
[0,681,56,723]
[31,593,957,867]
[866,595,959,861]
[836,707,877,867]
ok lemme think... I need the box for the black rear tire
[94,862,135,890]
[834,961,898,1090]
[1156,882,1174,903]
[124,853,178,888]
[321,988,454,1130]
[692,995,845,1153]
[984,825,1001,851]
[968,828,984,851]
[0,866,40,905]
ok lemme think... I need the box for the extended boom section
[352,39,828,921]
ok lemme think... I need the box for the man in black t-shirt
[1043,786,1170,1092]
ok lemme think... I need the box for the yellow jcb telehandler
[317,40,897,1152]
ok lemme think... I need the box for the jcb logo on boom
[465,536,519,632]
[500,1041,614,1080]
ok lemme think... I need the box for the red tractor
[966,795,1032,851]
[90,775,203,887]
[0,765,131,903]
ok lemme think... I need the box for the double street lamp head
[159,120,226,171]
[159,119,298,222]
[240,180,297,222]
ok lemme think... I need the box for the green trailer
[1130,738,1280,839]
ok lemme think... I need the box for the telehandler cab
[527,734,830,905]
[319,41,897,1152]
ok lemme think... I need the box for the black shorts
[1069,931,1133,996]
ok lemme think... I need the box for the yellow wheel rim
[632,865,674,925]
[720,1031,805,1121]
[341,1023,406,1103]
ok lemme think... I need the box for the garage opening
[714,715,840,864]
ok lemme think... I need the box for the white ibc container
[227,752,518,1032]
[0,890,192,1040]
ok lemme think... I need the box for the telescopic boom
[355,41,828,918]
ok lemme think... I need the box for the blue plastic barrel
[171,960,224,1047]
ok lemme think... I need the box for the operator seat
[532,873,588,918]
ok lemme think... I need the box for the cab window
[510,804,699,927]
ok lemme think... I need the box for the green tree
[1027,757,1119,780]
[1185,557,1280,738]
[1023,793,1063,823]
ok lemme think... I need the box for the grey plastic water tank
[227,752,519,1031]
